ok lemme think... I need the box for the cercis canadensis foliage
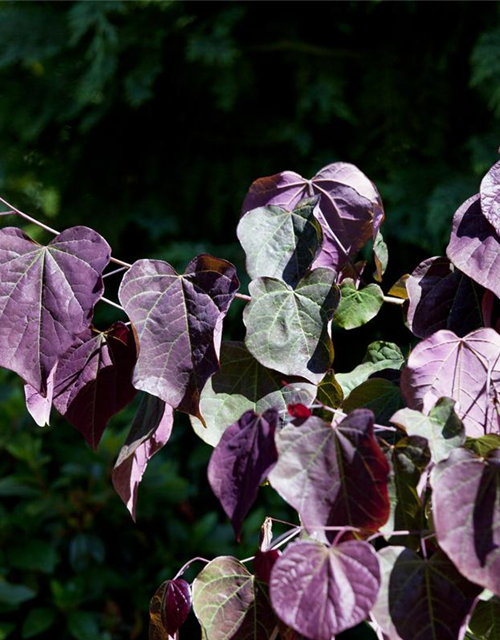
[2,158,500,640]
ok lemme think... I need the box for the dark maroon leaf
[287,403,312,419]
[407,256,483,338]
[118,255,239,421]
[112,393,174,520]
[431,447,500,597]
[268,410,390,540]
[447,195,500,299]
[372,546,482,640]
[269,539,380,639]
[207,409,278,540]
[400,328,500,437]
[149,579,192,639]
[253,550,280,585]
[242,163,384,271]
[480,159,500,234]
[0,226,110,394]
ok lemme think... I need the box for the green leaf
[237,197,323,286]
[336,341,405,396]
[391,397,465,463]
[0,581,36,606]
[373,230,388,282]
[343,378,403,425]
[244,269,339,383]
[192,556,276,640]
[469,596,500,639]
[191,342,315,446]
[22,608,56,639]
[315,369,343,421]
[333,280,384,330]
[9,539,58,573]
[66,612,99,640]
[0,623,15,640]
[465,434,500,457]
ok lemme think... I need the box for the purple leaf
[0,226,110,394]
[242,163,384,271]
[118,255,239,420]
[149,579,191,639]
[400,328,500,437]
[480,159,500,234]
[207,409,278,541]
[407,256,484,338]
[431,447,500,597]
[268,410,390,540]
[446,195,500,299]
[253,550,280,585]
[112,393,174,520]
[372,546,481,640]
[24,364,56,427]
[50,322,137,449]
[269,539,380,639]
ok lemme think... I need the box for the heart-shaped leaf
[431,447,500,597]
[192,556,276,640]
[372,546,481,640]
[391,397,465,463]
[334,281,384,330]
[343,378,403,425]
[268,410,390,539]
[149,579,191,639]
[407,256,483,338]
[447,195,500,299]
[269,539,380,640]
[0,226,110,394]
[207,409,279,540]
[118,255,239,420]
[480,159,500,235]
[244,269,339,383]
[469,595,500,639]
[190,342,315,447]
[237,197,323,286]
[112,393,174,520]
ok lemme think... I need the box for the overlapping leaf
[400,328,500,437]
[269,540,380,640]
[118,255,239,420]
[112,393,174,520]
[237,197,323,286]
[372,547,481,640]
[149,579,192,639]
[334,281,384,330]
[244,269,339,383]
[431,447,500,597]
[343,378,403,425]
[190,342,315,447]
[480,159,500,234]
[447,195,500,299]
[192,556,276,640]
[469,595,500,639]
[407,256,483,338]
[207,409,279,540]
[0,226,110,394]
[242,163,384,271]
[268,410,390,539]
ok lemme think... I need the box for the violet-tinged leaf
[372,546,481,640]
[253,550,279,585]
[269,539,380,640]
[400,328,500,437]
[469,595,500,639]
[446,195,500,299]
[237,197,323,286]
[268,410,390,540]
[342,378,403,426]
[242,163,384,271]
[112,393,174,521]
[406,256,483,338]
[24,364,56,427]
[373,229,388,282]
[118,255,239,420]
[391,397,465,463]
[336,341,405,396]
[190,342,315,447]
[207,409,279,540]
[0,226,110,394]
[244,269,339,383]
[431,447,500,597]
[334,280,384,330]
[192,556,276,640]
[480,159,500,234]
[51,322,137,449]
[149,579,192,639]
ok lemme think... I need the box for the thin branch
[101,297,126,312]
[103,266,129,279]
[235,292,251,302]
[173,556,210,581]
[0,210,15,216]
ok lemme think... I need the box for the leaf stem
[383,295,405,306]
[103,266,129,279]
[173,556,210,580]
[101,297,126,312]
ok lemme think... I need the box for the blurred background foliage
[0,1,500,638]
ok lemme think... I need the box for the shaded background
[0,2,499,639]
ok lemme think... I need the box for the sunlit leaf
[334,280,384,330]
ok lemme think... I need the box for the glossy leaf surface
[400,329,500,437]
[244,269,339,383]
[0,226,110,393]
[431,447,500,597]
[269,539,380,640]
[119,255,238,419]
[149,579,191,639]
[207,409,278,540]
[334,281,384,330]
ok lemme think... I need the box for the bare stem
[103,266,129,279]
[383,295,405,306]
[101,297,126,312]
[236,292,251,302]
[173,556,210,581]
